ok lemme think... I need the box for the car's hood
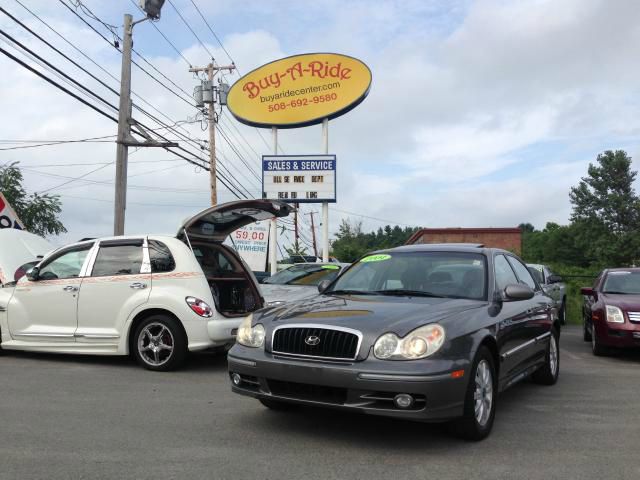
[0,229,54,285]
[260,284,318,304]
[600,293,640,310]
[257,293,486,337]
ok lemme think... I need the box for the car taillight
[185,296,213,318]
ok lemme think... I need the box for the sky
[1,0,640,252]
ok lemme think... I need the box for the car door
[493,254,539,383]
[543,266,561,305]
[75,238,151,343]
[7,243,94,341]
[507,255,551,361]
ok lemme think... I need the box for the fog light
[394,393,414,409]
[231,373,242,386]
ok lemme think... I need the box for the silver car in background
[527,263,567,324]
[260,263,349,307]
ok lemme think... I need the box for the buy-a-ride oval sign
[226,53,372,129]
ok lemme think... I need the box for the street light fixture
[139,0,165,20]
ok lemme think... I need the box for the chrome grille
[627,311,640,323]
[272,324,361,361]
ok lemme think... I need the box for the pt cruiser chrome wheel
[138,322,174,367]
[474,359,493,427]
[549,335,558,376]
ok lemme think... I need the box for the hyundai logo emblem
[305,335,321,346]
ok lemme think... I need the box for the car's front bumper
[227,345,469,422]
[594,320,640,348]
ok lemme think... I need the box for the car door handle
[63,285,78,292]
[129,282,147,289]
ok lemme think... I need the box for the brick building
[405,227,522,255]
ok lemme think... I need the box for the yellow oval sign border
[226,52,372,129]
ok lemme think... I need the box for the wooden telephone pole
[189,62,235,205]
[305,211,319,258]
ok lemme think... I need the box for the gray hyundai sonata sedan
[228,244,560,440]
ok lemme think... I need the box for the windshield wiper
[328,289,376,295]
[603,291,632,295]
[374,289,445,298]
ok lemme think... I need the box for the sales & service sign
[227,53,372,128]
[262,155,336,203]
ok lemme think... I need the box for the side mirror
[318,279,332,293]
[581,287,597,298]
[26,267,39,281]
[504,283,535,301]
[547,274,562,284]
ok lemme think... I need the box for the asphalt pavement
[1,326,639,480]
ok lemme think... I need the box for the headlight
[606,305,624,323]
[237,315,265,348]
[373,324,445,360]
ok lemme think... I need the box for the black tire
[583,317,592,342]
[132,314,187,371]
[259,398,297,411]
[558,299,566,325]
[591,324,608,356]
[452,346,497,441]
[532,329,560,385]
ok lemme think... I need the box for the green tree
[0,162,66,236]
[331,219,420,262]
[569,150,640,266]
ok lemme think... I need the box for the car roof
[604,267,640,273]
[57,234,177,251]
[291,262,350,268]
[376,243,498,255]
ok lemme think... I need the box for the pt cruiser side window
[38,245,93,280]
[91,241,143,277]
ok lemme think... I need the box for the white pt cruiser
[0,200,291,371]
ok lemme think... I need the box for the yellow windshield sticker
[360,254,391,263]
[321,265,340,270]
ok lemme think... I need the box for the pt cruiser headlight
[374,324,445,360]
[606,305,624,323]
[237,315,265,348]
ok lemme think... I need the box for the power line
[38,163,113,194]
[129,0,192,67]
[0,45,118,123]
[188,0,235,68]
[167,0,215,61]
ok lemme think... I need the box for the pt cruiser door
[7,243,94,341]
[75,239,152,344]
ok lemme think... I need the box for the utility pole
[305,211,318,257]
[113,3,175,236]
[190,62,235,206]
[294,203,299,253]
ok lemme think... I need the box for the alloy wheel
[474,359,493,427]
[549,335,558,377]
[138,322,174,367]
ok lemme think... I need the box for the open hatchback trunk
[177,200,293,317]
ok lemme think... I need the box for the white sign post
[231,220,270,271]
[0,192,25,230]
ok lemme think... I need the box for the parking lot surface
[1,326,638,480]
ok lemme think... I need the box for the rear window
[148,240,175,273]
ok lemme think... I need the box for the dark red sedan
[582,268,640,355]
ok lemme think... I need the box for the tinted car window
[92,244,143,277]
[148,240,175,273]
[265,265,342,286]
[38,246,92,280]
[494,255,518,291]
[528,266,544,285]
[331,251,486,300]
[507,256,537,290]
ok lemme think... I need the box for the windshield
[264,264,342,286]
[329,251,487,300]
[602,271,640,294]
